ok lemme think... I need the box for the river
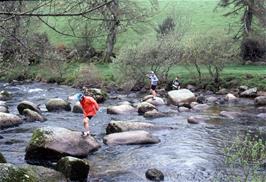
[0,82,265,182]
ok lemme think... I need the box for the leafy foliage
[182,30,239,89]
[223,134,266,181]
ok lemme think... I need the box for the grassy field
[39,0,239,49]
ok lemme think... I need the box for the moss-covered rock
[0,163,67,182]
[0,163,37,182]
[22,164,67,182]
[25,127,100,164]
[17,101,42,115]
[45,98,71,112]
[0,152,6,163]
[82,87,108,103]
[57,156,90,181]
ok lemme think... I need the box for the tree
[218,0,266,38]
[0,0,158,64]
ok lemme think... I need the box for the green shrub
[223,134,266,182]
[182,30,239,89]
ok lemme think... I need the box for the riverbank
[2,63,266,91]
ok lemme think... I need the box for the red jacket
[80,96,99,117]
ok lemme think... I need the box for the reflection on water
[0,82,265,182]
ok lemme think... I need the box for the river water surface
[0,82,265,182]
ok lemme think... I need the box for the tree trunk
[243,0,254,36]
[103,0,119,63]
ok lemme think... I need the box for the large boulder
[142,95,165,106]
[240,87,257,98]
[23,109,47,122]
[167,89,196,106]
[82,87,108,103]
[106,120,156,134]
[0,163,67,182]
[0,106,8,113]
[145,168,164,181]
[255,96,266,106]
[25,127,100,163]
[144,109,166,118]
[45,98,71,112]
[107,104,135,115]
[57,156,90,181]
[103,130,160,145]
[17,101,41,115]
[0,113,22,129]
[0,153,6,163]
[137,102,156,115]
[72,102,83,113]
[0,91,11,101]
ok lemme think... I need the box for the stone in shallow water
[0,113,22,129]
[17,100,42,115]
[145,168,164,181]
[106,120,156,134]
[107,104,135,115]
[167,89,196,106]
[0,152,6,163]
[137,102,156,115]
[57,156,90,181]
[72,102,83,113]
[45,98,71,112]
[25,126,100,163]
[255,96,266,106]
[23,109,46,122]
[103,130,160,145]
[0,163,67,182]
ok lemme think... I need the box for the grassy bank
[39,0,237,50]
[2,62,266,91]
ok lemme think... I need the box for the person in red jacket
[69,93,99,136]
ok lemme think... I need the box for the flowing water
[0,82,265,182]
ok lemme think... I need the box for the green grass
[37,0,239,50]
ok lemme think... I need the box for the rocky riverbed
[0,81,265,181]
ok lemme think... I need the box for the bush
[182,30,239,89]
[241,35,266,62]
[155,17,176,37]
[223,134,266,181]
[113,33,183,90]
